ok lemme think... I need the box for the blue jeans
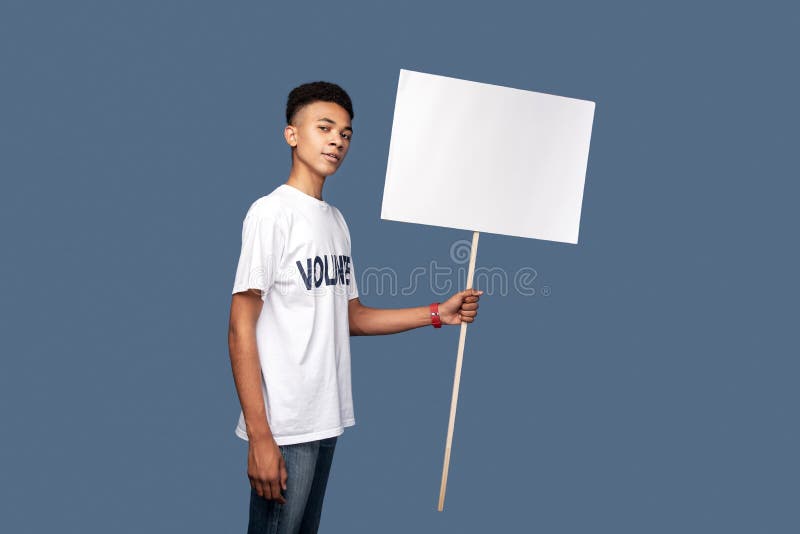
[247,436,338,534]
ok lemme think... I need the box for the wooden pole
[437,230,480,511]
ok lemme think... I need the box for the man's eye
[341,133,351,140]
[319,126,329,131]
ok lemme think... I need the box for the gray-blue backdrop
[1,1,797,533]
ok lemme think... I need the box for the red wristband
[430,302,442,328]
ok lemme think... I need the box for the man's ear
[284,124,298,147]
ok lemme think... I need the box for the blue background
[1,1,798,532]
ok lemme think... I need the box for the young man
[228,81,482,533]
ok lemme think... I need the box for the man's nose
[328,133,343,147]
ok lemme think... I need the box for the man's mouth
[323,153,340,162]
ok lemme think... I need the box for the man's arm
[228,289,287,503]
[348,289,483,336]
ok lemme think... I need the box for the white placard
[381,69,595,244]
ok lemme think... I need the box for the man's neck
[286,166,326,201]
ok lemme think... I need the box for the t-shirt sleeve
[232,212,286,297]
[336,208,359,301]
[347,255,359,300]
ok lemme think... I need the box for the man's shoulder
[329,205,353,240]
[244,186,289,220]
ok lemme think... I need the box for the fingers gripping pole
[438,231,480,512]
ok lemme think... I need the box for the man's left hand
[438,289,483,326]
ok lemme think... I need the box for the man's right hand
[248,436,288,504]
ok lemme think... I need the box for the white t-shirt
[231,183,358,445]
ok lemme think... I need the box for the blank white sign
[381,69,595,244]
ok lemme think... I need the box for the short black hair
[285,81,354,125]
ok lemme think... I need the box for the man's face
[285,101,353,178]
